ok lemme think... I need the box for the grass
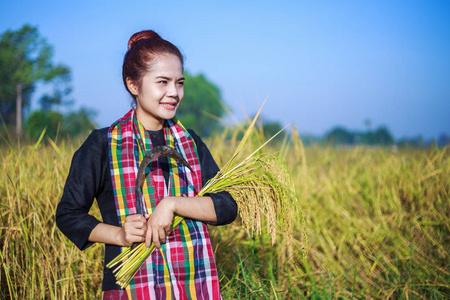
[0,138,104,299]
[0,126,449,299]
[211,137,449,299]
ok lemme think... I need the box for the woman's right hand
[119,214,149,246]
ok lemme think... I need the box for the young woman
[56,30,237,299]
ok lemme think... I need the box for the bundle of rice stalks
[107,98,297,288]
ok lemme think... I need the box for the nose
[167,83,179,98]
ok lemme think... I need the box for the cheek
[149,89,163,101]
[178,89,184,102]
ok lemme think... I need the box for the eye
[177,81,184,86]
[158,80,167,84]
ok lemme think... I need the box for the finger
[125,217,146,229]
[159,227,166,244]
[125,227,146,237]
[153,227,161,249]
[127,214,146,222]
[132,215,146,223]
[164,227,171,236]
[145,228,153,249]
[124,228,146,243]
[129,234,145,243]
[135,221,147,230]
[124,219,146,230]
[123,233,145,246]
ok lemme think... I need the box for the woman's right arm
[56,129,149,249]
[56,131,104,250]
[88,215,148,246]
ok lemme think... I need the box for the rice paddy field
[0,127,449,299]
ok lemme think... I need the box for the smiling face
[126,54,184,130]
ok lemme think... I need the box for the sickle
[134,145,194,216]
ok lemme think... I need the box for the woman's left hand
[145,197,175,249]
[144,195,217,249]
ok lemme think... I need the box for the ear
[126,77,139,96]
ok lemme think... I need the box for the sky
[1,0,449,140]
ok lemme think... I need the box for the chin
[161,111,177,120]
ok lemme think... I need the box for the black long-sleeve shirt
[56,127,237,291]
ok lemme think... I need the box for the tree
[255,117,284,143]
[26,107,97,140]
[177,72,225,136]
[39,69,73,111]
[437,133,449,147]
[262,120,283,139]
[326,127,355,145]
[25,110,64,140]
[373,126,394,145]
[325,125,394,146]
[0,24,71,135]
[63,107,97,137]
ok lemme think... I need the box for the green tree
[373,126,394,145]
[39,70,73,111]
[25,110,64,140]
[63,107,97,137]
[177,72,225,136]
[360,130,375,145]
[256,118,284,143]
[326,127,355,145]
[325,125,394,146]
[0,24,71,135]
[26,107,97,140]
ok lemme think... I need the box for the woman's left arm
[145,196,216,249]
[145,129,238,249]
[188,129,238,225]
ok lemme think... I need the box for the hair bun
[127,30,162,51]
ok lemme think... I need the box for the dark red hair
[122,30,184,101]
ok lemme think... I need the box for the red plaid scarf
[108,109,221,299]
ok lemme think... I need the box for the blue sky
[1,0,449,139]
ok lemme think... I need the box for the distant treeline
[308,126,449,147]
[259,120,449,148]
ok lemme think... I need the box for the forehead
[148,54,183,76]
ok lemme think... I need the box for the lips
[160,102,178,110]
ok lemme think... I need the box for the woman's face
[128,54,184,130]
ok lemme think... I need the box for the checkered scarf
[108,109,221,299]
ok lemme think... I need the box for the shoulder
[86,127,109,144]
[187,128,200,141]
[187,129,207,150]
[85,127,109,146]
[76,127,109,156]
[67,128,110,182]
[186,129,216,168]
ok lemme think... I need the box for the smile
[160,102,177,110]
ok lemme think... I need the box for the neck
[135,108,164,130]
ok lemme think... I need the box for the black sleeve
[188,129,238,226]
[55,129,107,250]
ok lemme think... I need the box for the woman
[56,30,237,299]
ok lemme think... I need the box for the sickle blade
[134,145,194,216]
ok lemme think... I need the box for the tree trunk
[16,83,22,136]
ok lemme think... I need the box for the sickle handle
[134,145,194,216]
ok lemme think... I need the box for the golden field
[1,128,449,299]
